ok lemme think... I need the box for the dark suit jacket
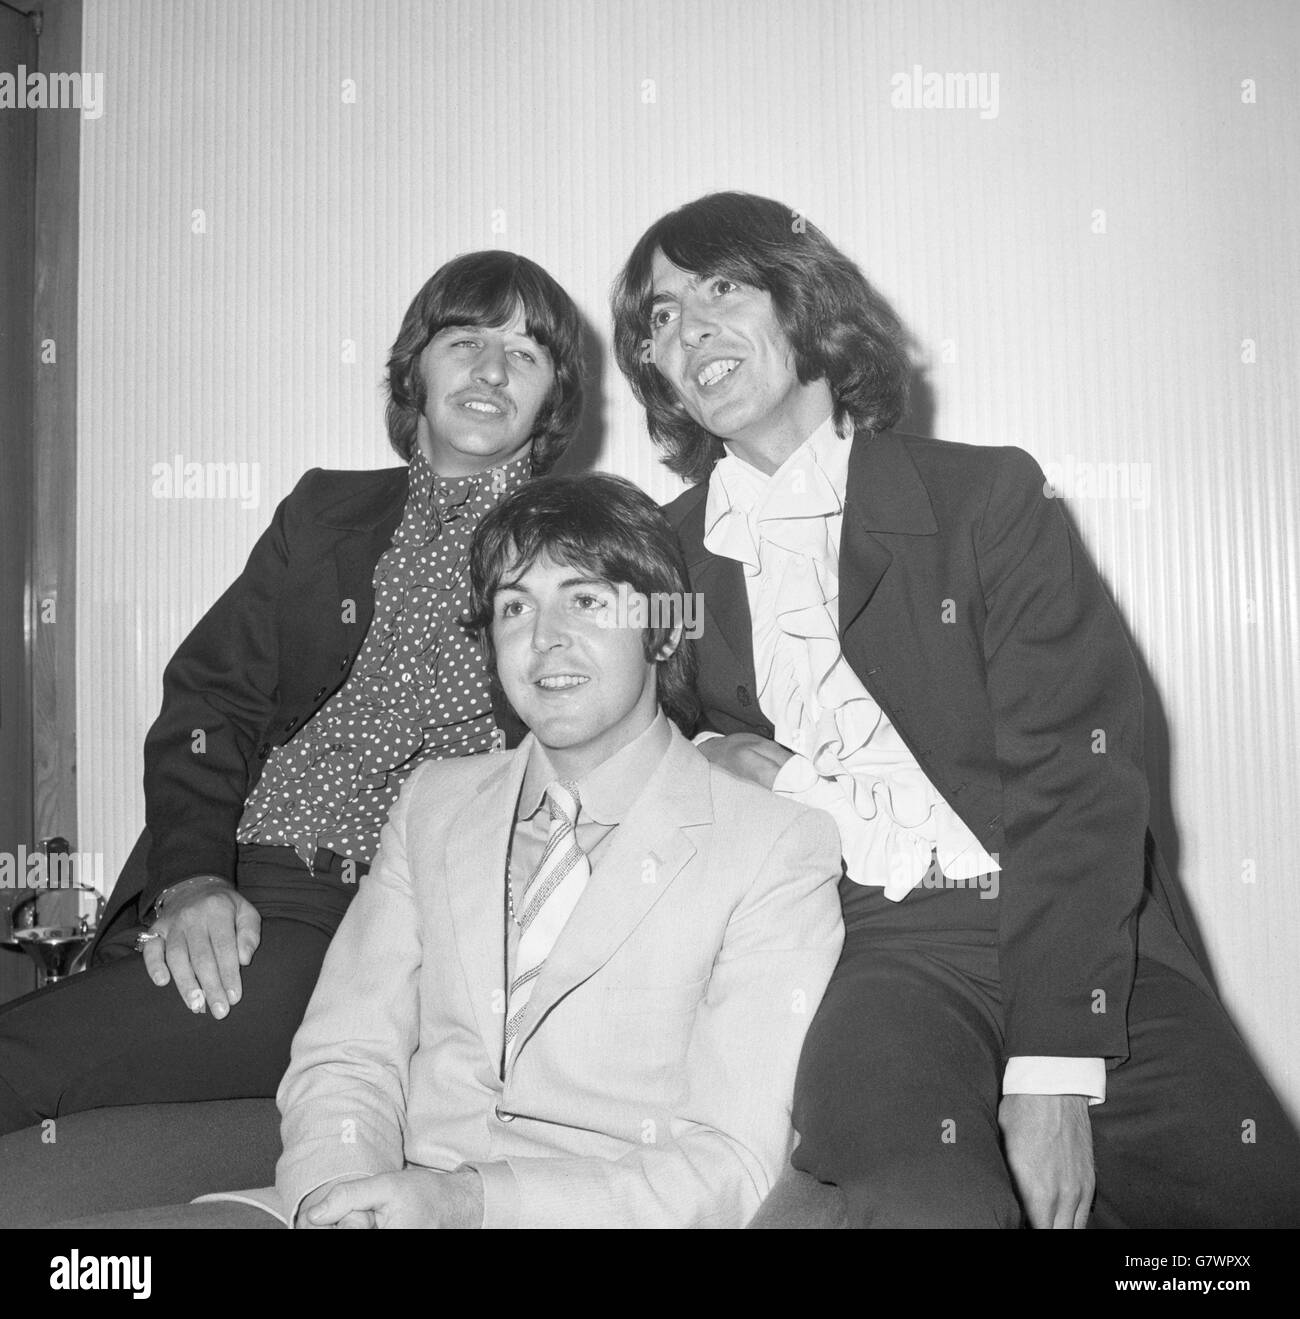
[665,430,1188,1064]
[96,466,524,949]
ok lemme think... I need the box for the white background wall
[77,0,1299,1115]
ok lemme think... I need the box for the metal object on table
[0,838,104,988]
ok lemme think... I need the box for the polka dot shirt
[236,448,530,869]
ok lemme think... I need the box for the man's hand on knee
[998,1093,1095,1228]
[295,1180,372,1230]
[302,1168,485,1229]
[139,878,261,1019]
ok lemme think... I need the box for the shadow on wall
[898,364,937,440]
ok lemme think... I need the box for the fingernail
[187,990,205,1012]
[212,1001,227,1020]
[152,974,168,986]
[227,988,241,1005]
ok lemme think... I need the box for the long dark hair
[468,473,700,735]
[386,251,585,475]
[612,191,912,485]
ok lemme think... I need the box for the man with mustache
[0,251,585,1142]
[611,191,1300,1228]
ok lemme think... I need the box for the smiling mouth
[696,359,740,389]
[461,399,506,415]
[536,674,589,690]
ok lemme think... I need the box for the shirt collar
[703,414,854,568]
[404,447,532,533]
[722,412,853,500]
[518,711,673,827]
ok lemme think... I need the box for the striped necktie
[504,779,590,1063]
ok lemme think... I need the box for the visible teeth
[464,401,502,413]
[538,675,588,689]
[697,359,739,388]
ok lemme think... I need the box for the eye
[649,305,677,332]
[510,348,537,364]
[450,337,480,350]
[496,597,527,619]
[573,592,608,611]
[710,277,738,297]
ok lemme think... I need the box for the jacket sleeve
[468,807,845,1228]
[139,471,319,911]
[274,773,422,1223]
[977,447,1148,1061]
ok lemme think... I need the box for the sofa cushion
[0,1098,280,1228]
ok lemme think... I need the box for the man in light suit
[270,472,844,1229]
[610,191,1300,1228]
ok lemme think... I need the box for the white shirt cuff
[1003,1056,1106,1105]
[692,730,724,745]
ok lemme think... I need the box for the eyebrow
[495,574,612,595]
[560,576,612,590]
[650,262,712,300]
[438,324,549,352]
[649,277,698,308]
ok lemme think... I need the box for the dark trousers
[0,846,357,1137]
[791,877,1300,1228]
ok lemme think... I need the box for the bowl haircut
[386,250,586,475]
[611,191,913,486]
[468,473,701,736]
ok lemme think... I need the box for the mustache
[452,387,514,413]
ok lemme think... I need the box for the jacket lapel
[839,431,939,669]
[837,435,1003,843]
[504,729,711,1074]
[321,468,409,638]
[443,745,530,1067]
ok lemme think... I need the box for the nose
[530,599,571,652]
[473,341,508,387]
[679,293,718,351]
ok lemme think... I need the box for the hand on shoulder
[696,732,794,791]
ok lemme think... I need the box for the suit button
[256,743,270,760]
[736,684,752,707]
[494,1104,515,1123]
[339,656,351,672]
[284,719,297,731]
[314,687,328,701]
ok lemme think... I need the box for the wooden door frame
[32,0,82,861]
[0,0,82,1002]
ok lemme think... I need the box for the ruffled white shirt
[702,416,1001,902]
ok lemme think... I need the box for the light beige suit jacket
[273,724,844,1228]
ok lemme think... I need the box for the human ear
[654,621,684,661]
